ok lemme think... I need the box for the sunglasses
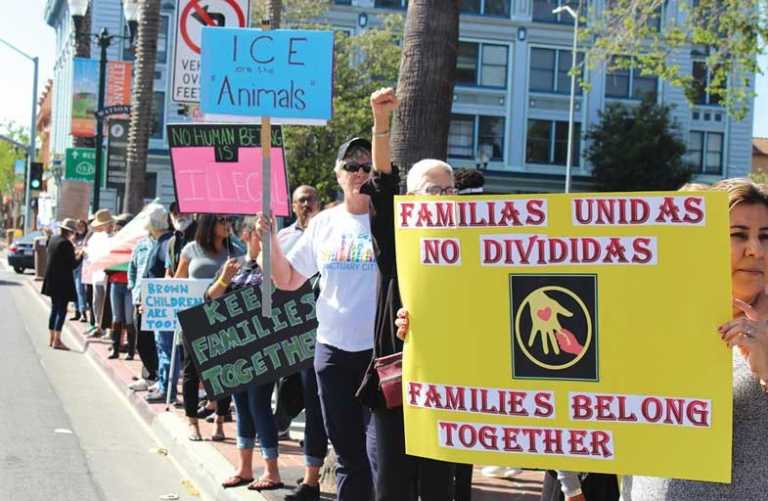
[341,162,372,174]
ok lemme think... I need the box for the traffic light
[29,162,43,191]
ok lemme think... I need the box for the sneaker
[144,391,167,404]
[285,483,320,501]
[481,466,522,479]
[128,379,150,391]
[148,382,160,392]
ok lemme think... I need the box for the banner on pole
[199,28,334,123]
[395,192,733,482]
[105,61,133,119]
[177,281,318,400]
[140,278,209,332]
[71,58,134,137]
[167,123,290,215]
[71,58,99,138]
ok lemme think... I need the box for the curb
[14,269,267,501]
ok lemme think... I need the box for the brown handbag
[373,351,403,409]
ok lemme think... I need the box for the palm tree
[124,0,161,213]
[391,0,460,171]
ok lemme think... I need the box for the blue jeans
[302,366,328,467]
[109,283,133,324]
[233,383,278,459]
[155,331,181,400]
[315,342,376,501]
[73,265,86,312]
[49,296,68,331]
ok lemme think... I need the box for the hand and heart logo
[510,274,598,381]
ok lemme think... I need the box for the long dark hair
[194,214,231,255]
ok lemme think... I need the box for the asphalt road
[0,265,197,501]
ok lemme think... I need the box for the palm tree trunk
[391,0,460,172]
[267,0,281,28]
[124,0,161,214]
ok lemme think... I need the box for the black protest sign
[177,282,317,400]
[167,123,283,162]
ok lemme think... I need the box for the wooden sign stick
[260,20,273,318]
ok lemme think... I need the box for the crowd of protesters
[37,87,768,501]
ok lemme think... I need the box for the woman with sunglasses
[175,214,243,441]
[260,138,379,501]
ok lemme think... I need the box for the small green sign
[65,147,106,185]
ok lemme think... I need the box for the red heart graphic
[536,307,552,322]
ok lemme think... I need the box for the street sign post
[171,0,250,104]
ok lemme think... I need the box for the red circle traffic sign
[179,0,246,55]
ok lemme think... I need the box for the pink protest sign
[167,124,290,216]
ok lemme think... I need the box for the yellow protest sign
[395,192,733,483]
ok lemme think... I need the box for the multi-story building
[44,0,182,211]
[45,0,754,209]
[330,0,754,192]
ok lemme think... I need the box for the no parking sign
[171,0,250,103]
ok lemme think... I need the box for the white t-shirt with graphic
[286,205,378,352]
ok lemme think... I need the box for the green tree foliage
[585,99,693,191]
[583,0,766,120]
[0,121,28,197]
[251,1,403,203]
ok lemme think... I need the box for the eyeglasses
[419,184,457,196]
[341,162,372,174]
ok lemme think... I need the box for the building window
[605,57,658,100]
[526,119,581,166]
[150,91,165,140]
[529,47,583,94]
[461,0,511,16]
[692,61,724,106]
[532,0,579,24]
[448,114,506,162]
[687,131,723,174]
[448,114,475,158]
[156,15,169,64]
[456,42,509,88]
[334,0,352,4]
[375,0,407,8]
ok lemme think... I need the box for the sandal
[211,432,225,442]
[188,423,202,442]
[221,475,253,488]
[247,478,284,491]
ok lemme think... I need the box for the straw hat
[90,209,115,229]
[59,218,78,233]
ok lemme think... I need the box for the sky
[0,1,55,133]
[0,2,767,139]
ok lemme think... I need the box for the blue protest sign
[200,27,334,123]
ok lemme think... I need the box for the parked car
[7,231,44,274]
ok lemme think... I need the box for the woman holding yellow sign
[627,179,768,500]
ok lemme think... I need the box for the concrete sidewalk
[17,268,543,501]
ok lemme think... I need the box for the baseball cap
[336,137,372,162]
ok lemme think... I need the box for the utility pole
[0,37,38,234]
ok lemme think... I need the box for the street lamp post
[553,1,580,194]
[69,0,138,212]
[0,37,38,235]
